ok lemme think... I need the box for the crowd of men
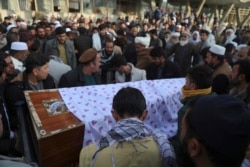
[0,13,249,167]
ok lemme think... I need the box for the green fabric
[57,43,68,65]
[79,136,162,167]
[0,160,32,167]
[170,92,217,152]
[83,73,96,86]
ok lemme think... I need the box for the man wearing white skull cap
[205,44,232,94]
[10,42,29,72]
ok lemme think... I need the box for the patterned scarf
[100,50,115,66]
[92,118,176,167]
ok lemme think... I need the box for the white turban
[226,28,234,34]
[134,36,150,48]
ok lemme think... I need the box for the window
[1,0,8,9]
[69,0,80,12]
[19,0,35,11]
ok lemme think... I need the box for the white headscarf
[189,31,201,45]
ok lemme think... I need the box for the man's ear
[188,138,201,158]
[140,110,148,121]
[111,109,120,121]
[190,83,197,90]
[32,67,39,76]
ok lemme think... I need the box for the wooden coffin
[24,89,84,167]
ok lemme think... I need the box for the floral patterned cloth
[59,78,185,146]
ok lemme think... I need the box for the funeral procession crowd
[0,8,249,167]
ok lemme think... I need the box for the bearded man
[166,31,199,76]
[229,60,250,108]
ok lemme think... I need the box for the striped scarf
[92,118,177,167]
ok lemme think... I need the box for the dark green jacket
[170,92,217,152]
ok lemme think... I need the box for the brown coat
[212,62,232,79]
[136,48,153,69]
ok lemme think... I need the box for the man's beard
[105,50,113,57]
[180,40,188,46]
[165,37,170,43]
[177,137,196,167]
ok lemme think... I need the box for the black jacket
[4,72,55,130]
[58,65,102,88]
[146,60,182,80]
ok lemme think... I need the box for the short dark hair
[149,29,157,35]
[35,25,45,32]
[25,52,50,74]
[150,46,165,58]
[200,29,209,35]
[78,27,86,35]
[45,25,51,30]
[187,65,213,89]
[112,87,146,118]
[234,60,250,82]
[55,27,66,35]
[210,52,225,61]
[27,26,35,31]
[6,32,19,44]
[200,47,210,59]
[104,39,114,46]
[98,24,107,31]
[92,27,98,32]
[0,51,7,76]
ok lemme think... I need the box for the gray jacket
[44,38,77,69]
[115,63,146,83]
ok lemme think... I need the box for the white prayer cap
[20,21,27,26]
[209,44,225,57]
[229,41,238,48]
[226,28,234,33]
[66,27,71,32]
[171,32,180,37]
[11,42,28,51]
[54,20,60,25]
[176,24,182,28]
[7,24,16,32]
[55,24,62,30]
[236,44,248,51]
[134,36,150,48]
